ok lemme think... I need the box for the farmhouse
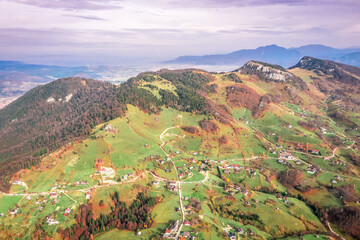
[311,149,320,155]
[50,193,58,199]
[12,180,23,185]
[86,192,91,199]
[64,208,71,215]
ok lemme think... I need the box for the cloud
[150,0,360,8]
[5,0,122,10]
[63,14,107,21]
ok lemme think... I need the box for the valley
[0,58,359,239]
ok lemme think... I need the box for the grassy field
[2,70,359,240]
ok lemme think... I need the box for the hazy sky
[0,0,359,66]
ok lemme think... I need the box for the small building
[50,193,58,199]
[311,149,320,155]
[184,220,191,226]
[10,208,19,215]
[182,232,190,237]
[48,220,59,225]
[228,232,236,240]
[86,192,91,199]
[64,208,71,214]
[237,228,244,234]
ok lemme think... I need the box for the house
[244,201,250,206]
[26,195,31,200]
[169,185,178,192]
[10,208,19,215]
[153,181,159,186]
[12,180,22,185]
[48,219,59,225]
[163,220,179,238]
[228,232,236,240]
[311,149,320,155]
[86,192,91,199]
[224,170,230,174]
[182,232,190,237]
[234,185,241,191]
[64,208,71,214]
[137,231,141,236]
[50,193,58,199]
[237,228,244,234]
[184,220,191,226]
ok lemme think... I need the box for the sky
[0,0,359,66]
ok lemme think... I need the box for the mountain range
[165,44,360,68]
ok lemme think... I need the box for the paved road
[159,126,185,239]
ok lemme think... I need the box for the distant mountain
[333,52,360,67]
[165,44,360,68]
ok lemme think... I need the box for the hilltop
[0,57,359,239]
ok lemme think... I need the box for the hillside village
[0,59,359,239]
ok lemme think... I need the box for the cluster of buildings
[307,164,320,174]
[163,220,179,238]
[222,164,257,176]
[11,180,24,185]
[330,159,346,167]
[331,175,343,184]
[121,172,134,180]
[168,182,178,192]
[227,228,255,240]
[46,216,59,225]
[51,184,67,190]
